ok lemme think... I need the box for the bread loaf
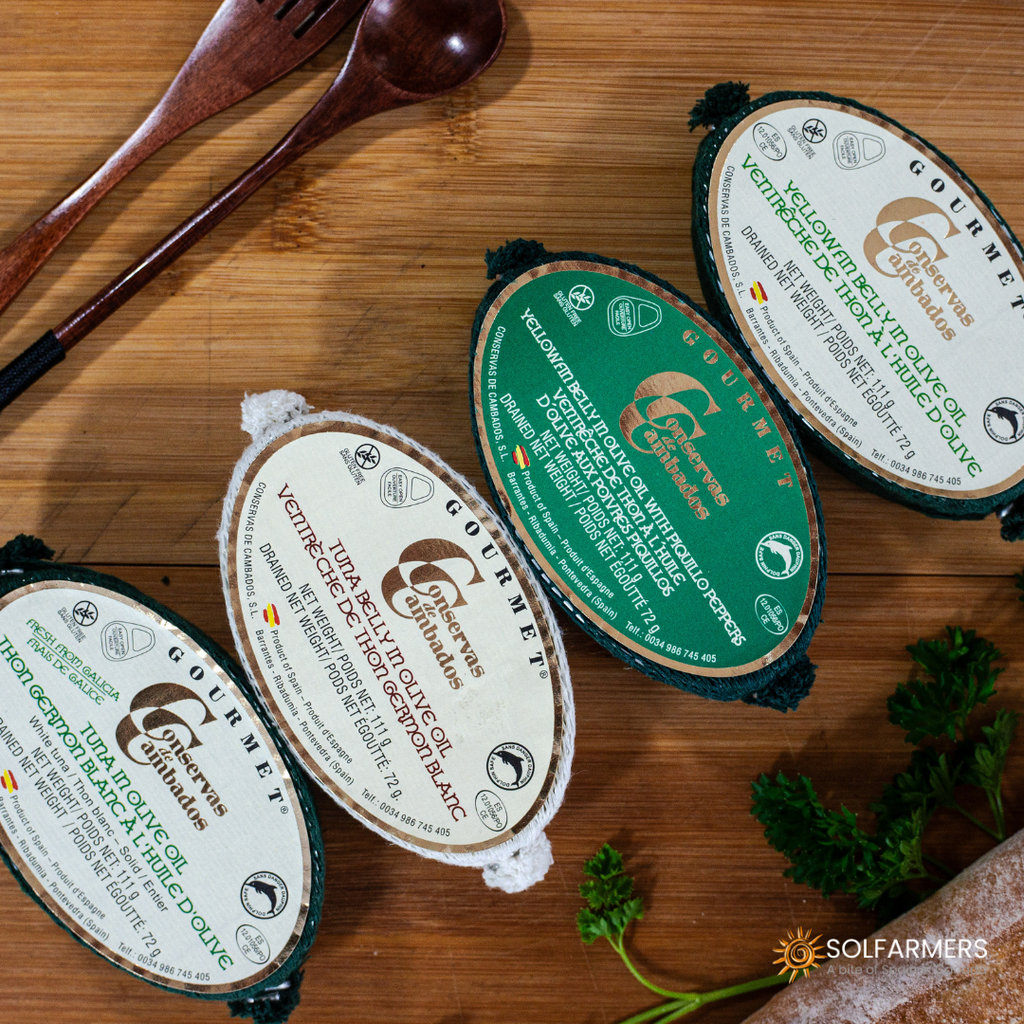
[742,828,1024,1022]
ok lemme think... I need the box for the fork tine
[292,0,341,37]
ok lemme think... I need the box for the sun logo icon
[773,927,824,982]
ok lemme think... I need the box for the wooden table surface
[2,1,1024,1021]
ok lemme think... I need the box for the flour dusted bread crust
[742,828,1024,1023]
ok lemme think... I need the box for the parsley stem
[952,801,1002,842]
[648,1000,701,1024]
[613,974,789,1024]
[983,787,1006,842]
[616,998,697,1024]
[610,937,691,1000]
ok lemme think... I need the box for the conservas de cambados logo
[863,198,973,341]
[771,925,990,982]
[115,683,227,830]
[774,927,825,982]
[619,371,729,519]
[381,539,488,689]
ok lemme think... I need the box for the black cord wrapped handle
[0,331,65,411]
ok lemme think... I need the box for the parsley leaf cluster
[751,627,1017,923]
[577,845,787,1024]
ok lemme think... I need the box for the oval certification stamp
[754,594,790,636]
[755,532,804,580]
[241,872,289,920]
[752,122,787,161]
[236,924,271,965]
[486,743,535,791]
[475,791,509,832]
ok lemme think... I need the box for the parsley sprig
[577,845,787,1023]
[752,627,1017,923]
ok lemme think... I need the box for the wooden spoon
[0,0,507,411]
[0,0,365,318]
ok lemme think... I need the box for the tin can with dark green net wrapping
[0,536,323,1024]
[690,83,1024,540]
[469,241,827,712]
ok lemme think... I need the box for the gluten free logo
[241,872,289,920]
[984,398,1024,444]
[487,742,535,791]
[801,118,827,144]
[72,600,99,627]
[569,284,595,310]
[756,532,804,580]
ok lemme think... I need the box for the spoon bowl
[362,0,507,96]
[0,0,509,410]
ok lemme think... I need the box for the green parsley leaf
[754,626,1016,925]
[871,746,943,828]
[576,843,643,944]
[858,809,926,907]
[966,708,1019,792]
[889,627,1002,743]
[750,772,880,899]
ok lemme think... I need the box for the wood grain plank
[1,1,1023,1021]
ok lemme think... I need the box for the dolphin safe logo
[984,398,1024,445]
[487,742,535,791]
[241,871,289,920]
[756,531,804,580]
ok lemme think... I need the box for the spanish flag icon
[263,604,280,628]
[1,770,17,793]
[512,445,530,469]
[750,281,768,304]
